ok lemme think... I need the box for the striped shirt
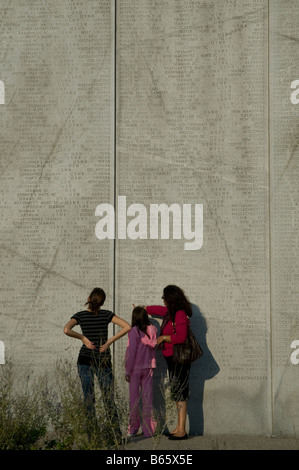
[71,309,115,367]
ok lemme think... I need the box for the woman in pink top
[146,285,192,441]
[125,306,157,438]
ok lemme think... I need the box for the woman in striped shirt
[63,287,131,441]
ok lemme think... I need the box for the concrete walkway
[124,433,299,450]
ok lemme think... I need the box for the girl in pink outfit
[125,306,157,438]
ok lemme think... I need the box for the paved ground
[124,433,299,450]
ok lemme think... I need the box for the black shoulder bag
[172,321,203,364]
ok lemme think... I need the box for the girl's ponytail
[85,287,106,316]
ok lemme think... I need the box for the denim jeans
[77,363,121,437]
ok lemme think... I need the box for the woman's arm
[63,318,96,350]
[157,334,171,346]
[156,311,188,346]
[146,305,168,317]
[99,315,131,352]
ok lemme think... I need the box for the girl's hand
[82,336,96,350]
[125,374,130,383]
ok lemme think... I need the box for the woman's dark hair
[163,285,192,322]
[85,287,106,316]
[131,306,151,337]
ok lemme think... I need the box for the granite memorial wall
[0,0,298,437]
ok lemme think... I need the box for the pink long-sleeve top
[146,305,189,358]
[125,324,157,376]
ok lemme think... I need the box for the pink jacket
[146,305,189,357]
[125,324,157,375]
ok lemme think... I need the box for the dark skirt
[165,355,191,402]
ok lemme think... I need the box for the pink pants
[128,368,157,437]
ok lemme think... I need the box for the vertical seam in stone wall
[268,0,274,437]
[112,0,117,367]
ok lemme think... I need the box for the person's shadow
[149,318,168,432]
[150,304,219,436]
[188,303,220,435]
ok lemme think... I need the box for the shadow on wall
[188,303,220,435]
[150,304,220,436]
[150,318,168,431]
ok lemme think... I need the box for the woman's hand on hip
[82,336,96,350]
[99,342,110,353]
